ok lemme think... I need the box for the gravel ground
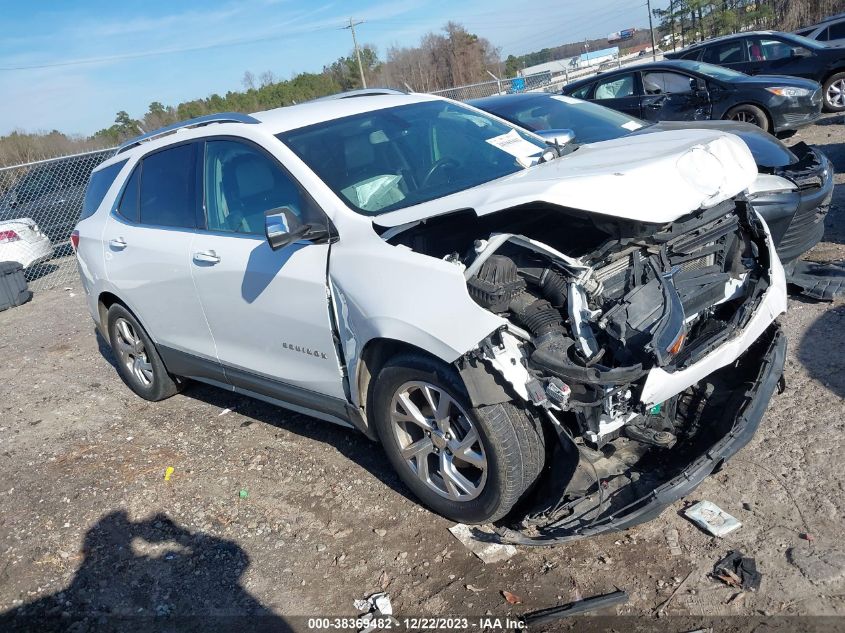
[0,115,843,632]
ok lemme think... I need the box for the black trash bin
[0,261,32,312]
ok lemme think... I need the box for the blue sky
[0,0,668,136]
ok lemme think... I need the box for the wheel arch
[723,101,774,132]
[96,291,156,345]
[354,337,516,432]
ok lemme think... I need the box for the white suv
[74,93,787,541]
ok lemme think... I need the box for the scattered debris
[665,528,682,555]
[219,407,234,416]
[713,551,761,591]
[238,489,249,499]
[684,501,742,537]
[448,524,517,564]
[654,569,695,615]
[800,533,814,542]
[540,559,558,573]
[373,528,387,537]
[163,466,174,481]
[465,584,485,593]
[523,590,628,625]
[502,590,522,605]
[353,592,396,633]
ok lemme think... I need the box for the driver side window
[751,38,797,61]
[203,140,318,235]
[642,72,694,95]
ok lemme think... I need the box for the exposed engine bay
[384,198,781,541]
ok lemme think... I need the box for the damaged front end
[387,195,786,543]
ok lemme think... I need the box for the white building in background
[518,46,620,78]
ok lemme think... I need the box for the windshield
[677,60,747,80]
[476,95,647,143]
[277,100,546,215]
[782,32,826,49]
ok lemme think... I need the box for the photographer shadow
[0,510,291,633]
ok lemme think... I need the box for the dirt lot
[1,115,844,632]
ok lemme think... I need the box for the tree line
[653,0,845,48]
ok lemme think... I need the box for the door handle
[193,250,221,264]
[109,237,127,250]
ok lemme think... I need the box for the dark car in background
[796,14,845,48]
[664,31,845,111]
[0,156,102,245]
[561,59,822,134]
[469,92,839,298]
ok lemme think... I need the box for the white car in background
[0,218,54,269]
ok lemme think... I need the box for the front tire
[370,353,545,524]
[725,104,770,132]
[823,73,845,112]
[107,304,181,401]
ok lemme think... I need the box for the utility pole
[344,18,367,89]
[646,0,657,61]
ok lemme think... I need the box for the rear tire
[107,304,181,401]
[370,353,545,524]
[725,104,770,132]
[823,72,845,112]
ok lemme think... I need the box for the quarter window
[81,160,127,221]
[594,74,636,99]
[139,143,198,228]
[117,165,140,223]
[203,140,318,235]
[570,83,593,99]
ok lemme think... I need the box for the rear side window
[594,74,636,99]
[139,143,198,228]
[80,160,127,221]
[829,22,845,40]
[680,49,703,60]
[703,41,745,64]
[117,165,140,223]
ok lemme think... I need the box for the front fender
[328,237,505,408]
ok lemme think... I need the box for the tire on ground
[725,104,769,132]
[823,72,845,112]
[106,303,182,402]
[370,352,545,524]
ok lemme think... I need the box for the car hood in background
[635,120,797,168]
[729,74,821,90]
[375,129,758,228]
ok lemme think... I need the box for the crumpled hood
[374,129,759,228]
[640,120,797,168]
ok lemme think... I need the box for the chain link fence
[431,70,554,101]
[0,148,115,293]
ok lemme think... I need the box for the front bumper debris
[485,324,787,546]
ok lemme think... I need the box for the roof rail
[310,88,408,103]
[116,112,260,154]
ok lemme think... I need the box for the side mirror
[264,207,329,251]
[791,47,811,58]
[536,128,576,147]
